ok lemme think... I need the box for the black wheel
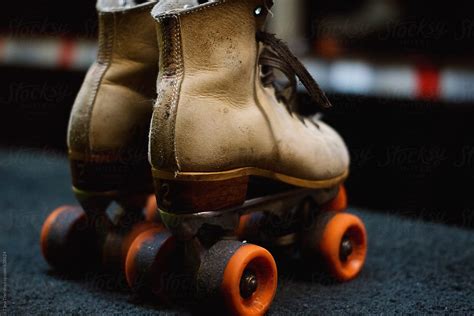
[125,227,176,299]
[102,221,164,271]
[40,205,95,271]
[301,212,367,281]
[197,240,277,315]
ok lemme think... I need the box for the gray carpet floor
[1,148,473,315]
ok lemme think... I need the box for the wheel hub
[240,269,258,299]
[339,235,353,262]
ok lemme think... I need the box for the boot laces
[256,31,332,116]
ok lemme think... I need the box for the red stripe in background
[416,66,440,100]
[59,38,75,69]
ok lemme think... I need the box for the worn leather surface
[150,0,349,185]
[67,1,159,192]
[68,1,158,159]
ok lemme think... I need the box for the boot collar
[97,0,157,13]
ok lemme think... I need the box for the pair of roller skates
[40,0,367,314]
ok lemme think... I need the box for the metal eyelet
[254,5,264,17]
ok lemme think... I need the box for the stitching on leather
[152,15,183,171]
[160,17,174,165]
[150,20,165,167]
[171,15,184,171]
[152,20,167,168]
[85,13,114,154]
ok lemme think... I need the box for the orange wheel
[101,221,164,270]
[122,222,164,262]
[321,185,347,212]
[236,213,265,240]
[40,205,94,270]
[144,194,160,222]
[125,227,175,297]
[319,213,367,281]
[236,214,251,238]
[222,244,278,316]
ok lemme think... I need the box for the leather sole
[152,167,349,189]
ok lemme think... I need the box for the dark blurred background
[1,0,474,227]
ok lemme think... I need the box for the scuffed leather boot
[68,0,159,196]
[120,0,367,315]
[125,1,366,314]
[42,0,205,276]
[149,0,349,197]
[40,0,162,274]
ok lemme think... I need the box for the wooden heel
[155,177,249,214]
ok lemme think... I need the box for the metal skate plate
[159,186,338,240]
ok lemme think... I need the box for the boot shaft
[67,0,159,192]
[68,0,158,156]
[149,0,349,185]
[150,0,272,171]
[96,0,158,66]
[153,0,269,103]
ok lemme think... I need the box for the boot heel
[155,177,249,214]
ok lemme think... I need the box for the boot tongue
[151,0,201,16]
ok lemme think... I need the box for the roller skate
[122,0,367,314]
[40,0,164,274]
